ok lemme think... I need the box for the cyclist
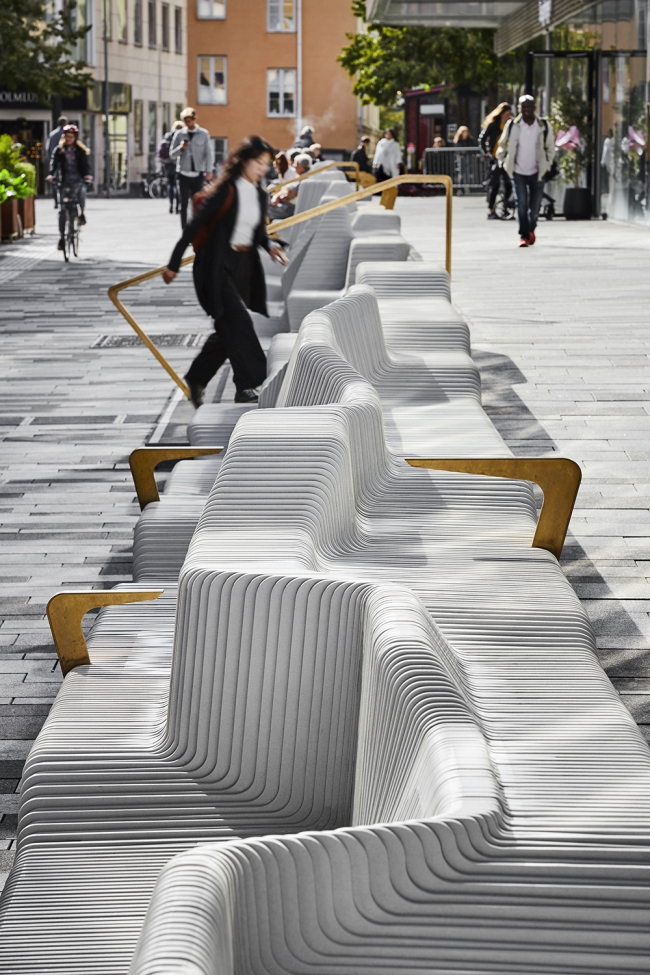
[479,102,513,219]
[46,124,92,250]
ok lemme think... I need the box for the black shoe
[169,205,174,213]
[79,213,86,226]
[185,376,205,409]
[234,388,259,404]
[57,238,64,250]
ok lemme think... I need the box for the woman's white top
[372,137,402,177]
[231,176,261,246]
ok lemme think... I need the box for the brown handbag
[191,183,235,253]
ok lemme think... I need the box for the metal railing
[422,147,490,193]
[107,174,452,399]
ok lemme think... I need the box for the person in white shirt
[497,95,554,247]
[372,128,402,181]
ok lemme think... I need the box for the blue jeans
[513,172,544,238]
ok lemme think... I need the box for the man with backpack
[158,120,183,214]
[497,94,555,247]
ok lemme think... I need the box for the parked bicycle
[140,171,169,200]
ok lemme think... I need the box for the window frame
[174,5,182,52]
[197,55,228,105]
[117,0,127,41]
[196,0,225,19]
[134,0,142,44]
[147,101,157,154]
[134,98,144,155]
[267,0,295,32]
[266,67,296,118]
[161,2,169,49]
[148,0,156,47]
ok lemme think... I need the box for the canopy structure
[365,0,591,55]
[365,0,526,29]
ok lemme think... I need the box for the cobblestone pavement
[1,193,649,886]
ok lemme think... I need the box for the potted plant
[551,82,593,220]
[0,134,36,239]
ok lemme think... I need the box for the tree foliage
[0,0,92,103]
[339,0,525,106]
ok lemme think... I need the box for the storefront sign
[420,104,445,116]
[0,90,41,108]
[538,0,552,27]
[88,82,132,114]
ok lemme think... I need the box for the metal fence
[422,147,491,193]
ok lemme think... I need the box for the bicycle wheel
[66,207,77,261]
[149,176,167,200]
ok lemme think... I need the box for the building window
[175,102,183,122]
[267,0,294,31]
[162,102,171,134]
[148,101,157,153]
[267,68,295,116]
[118,0,127,40]
[102,0,112,39]
[198,55,227,104]
[197,0,225,18]
[148,0,156,46]
[212,137,228,171]
[134,99,143,154]
[161,2,169,48]
[174,6,182,51]
[134,0,142,43]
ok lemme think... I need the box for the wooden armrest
[406,457,581,560]
[47,590,163,676]
[129,446,223,508]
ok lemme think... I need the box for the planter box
[0,198,20,240]
[563,187,592,220]
[18,195,35,234]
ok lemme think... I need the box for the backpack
[157,134,172,161]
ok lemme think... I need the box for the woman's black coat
[50,143,91,179]
[168,179,272,320]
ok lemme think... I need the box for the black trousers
[165,164,177,210]
[178,173,204,229]
[186,249,267,393]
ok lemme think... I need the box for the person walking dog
[163,136,288,407]
[170,107,214,229]
[497,94,554,247]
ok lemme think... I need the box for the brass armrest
[406,457,581,560]
[129,446,223,509]
[47,590,163,676]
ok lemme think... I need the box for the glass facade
[527,0,649,224]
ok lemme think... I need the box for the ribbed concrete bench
[355,260,472,354]
[0,571,497,972]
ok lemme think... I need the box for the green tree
[0,0,92,104]
[339,0,525,107]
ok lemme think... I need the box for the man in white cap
[497,94,554,247]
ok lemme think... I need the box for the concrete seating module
[0,572,497,971]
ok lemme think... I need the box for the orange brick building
[186,0,378,162]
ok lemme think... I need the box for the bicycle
[140,171,169,200]
[59,179,90,262]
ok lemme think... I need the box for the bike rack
[107,174,452,400]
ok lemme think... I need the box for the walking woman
[479,102,513,219]
[163,136,287,407]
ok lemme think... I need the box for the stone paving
[1,192,649,888]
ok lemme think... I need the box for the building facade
[185,0,378,162]
[0,0,188,193]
